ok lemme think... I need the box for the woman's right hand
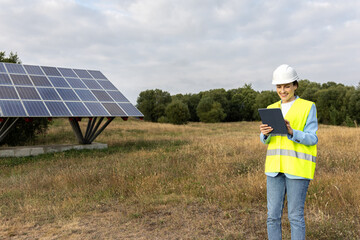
[260,124,273,136]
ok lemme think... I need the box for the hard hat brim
[272,75,299,85]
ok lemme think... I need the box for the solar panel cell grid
[30,75,52,87]
[65,102,91,116]
[11,74,33,86]
[0,63,6,73]
[45,101,71,116]
[102,102,126,116]
[37,88,61,100]
[5,63,26,74]
[74,69,93,79]
[84,102,109,116]
[24,65,45,75]
[0,100,27,116]
[58,68,78,78]
[41,66,62,76]
[82,79,102,89]
[56,89,80,101]
[0,86,19,99]
[0,63,143,117]
[75,89,97,101]
[88,70,107,79]
[23,101,49,116]
[16,87,41,100]
[107,91,129,102]
[48,76,70,88]
[65,78,87,89]
[0,73,12,85]
[119,103,143,116]
[98,80,117,90]
[91,90,113,101]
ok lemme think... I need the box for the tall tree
[347,87,360,125]
[200,88,229,121]
[227,84,258,121]
[0,51,21,63]
[165,100,190,125]
[297,79,321,102]
[137,89,172,122]
[253,90,279,120]
[196,96,226,123]
[315,84,352,125]
[172,93,200,122]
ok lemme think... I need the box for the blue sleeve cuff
[260,133,271,144]
[287,129,303,143]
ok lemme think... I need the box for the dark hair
[293,80,299,96]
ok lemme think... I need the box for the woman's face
[276,83,297,103]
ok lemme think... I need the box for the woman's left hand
[284,119,293,136]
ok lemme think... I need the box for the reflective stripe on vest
[267,149,316,163]
[265,98,317,179]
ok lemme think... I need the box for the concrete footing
[0,142,108,158]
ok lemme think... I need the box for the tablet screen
[258,108,288,135]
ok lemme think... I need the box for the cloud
[0,0,359,103]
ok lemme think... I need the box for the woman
[259,64,318,240]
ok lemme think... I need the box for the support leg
[0,118,19,143]
[68,117,114,144]
[69,118,85,144]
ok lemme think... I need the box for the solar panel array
[0,62,143,118]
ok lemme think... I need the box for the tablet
[258,108,288,135]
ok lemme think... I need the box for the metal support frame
[69,117,114,144]
[0,117,20,143]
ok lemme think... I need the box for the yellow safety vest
[265,98,317,179]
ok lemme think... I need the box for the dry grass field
[0,118,359,239]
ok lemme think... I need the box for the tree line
[137,81,360,126]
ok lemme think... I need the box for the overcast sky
[0,0,359,103]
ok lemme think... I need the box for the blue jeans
[267,173,310,240]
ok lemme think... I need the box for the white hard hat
[272,64,299,85]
